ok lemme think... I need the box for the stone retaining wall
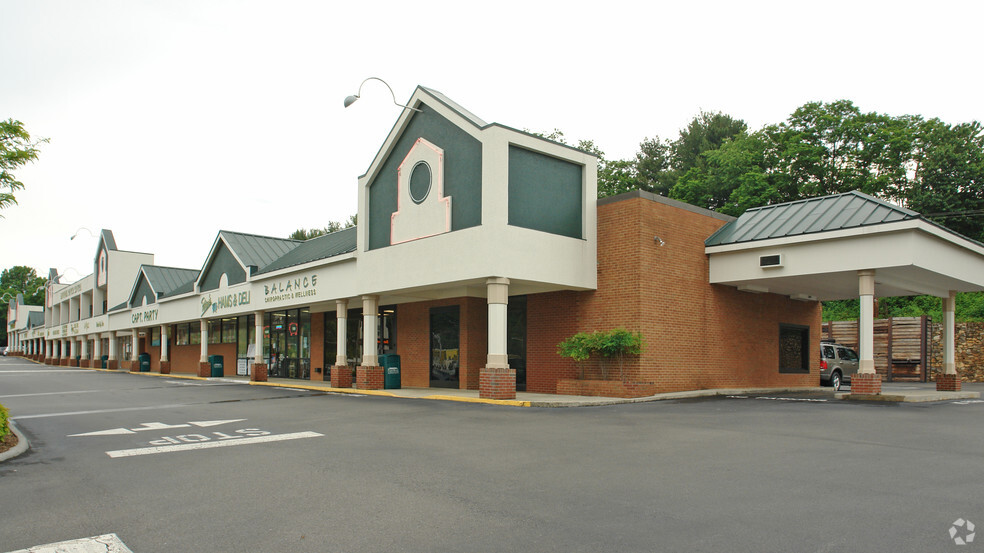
[930,322,984,382]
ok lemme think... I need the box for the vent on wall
[759,254,782,268]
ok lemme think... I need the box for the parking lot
[3,356,984,552]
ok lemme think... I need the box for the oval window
[409,161,431,204]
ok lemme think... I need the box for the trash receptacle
[101,354,108,369]
[381,354,401,389]
[208,354,224,377]
[138,352,151,372]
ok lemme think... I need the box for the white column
[361,295,378,367]
[858,270,876,374]
[93,335,101,361]
[161,325,169,363]
[46,339,53,359]
[943,290,957,375]
[486,277,510,369]
[70,339,78,360]
[335,300,348,366]
[200,320,209,363]
[253,312,265,365]
[81,337,89,360]
[108,333,117,361]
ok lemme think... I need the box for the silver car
[820,341,859,391]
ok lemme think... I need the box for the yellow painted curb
[247,381,398,397]
[423,395,531,407]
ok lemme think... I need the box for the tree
[288,215,357,240]
[0,266,46,345]
[1,119,48,213]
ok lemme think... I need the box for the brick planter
[251,363,267,382]
[556,379,658,398]
[480,367,516,400]
[160,361,171,375]
[198,362,210,378]
[936,373,962,392]
[330,365,352,388]
[106,359,119,370]
[356,366,384,390]
[850,372,882,395]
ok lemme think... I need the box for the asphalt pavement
[3,355,984,553]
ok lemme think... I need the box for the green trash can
[381,354,401,390]
[138,352,151,372]
[208,354,224,377]
[101,354,108,369]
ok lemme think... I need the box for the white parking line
[11,404,191,420]
[0,390,102,399]
[106,431,323,458]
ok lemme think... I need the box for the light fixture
[344,77,422,113]
[71,227,95,240]
[654,236,665,246]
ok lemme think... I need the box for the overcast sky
[1,0,981,286]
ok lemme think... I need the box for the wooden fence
[821,316,932,382]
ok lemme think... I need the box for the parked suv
[820,340,859,391]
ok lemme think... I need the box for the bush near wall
[0,403,9,441]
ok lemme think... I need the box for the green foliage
[289,216,356,240]
[1,266,46,344]
[557,328,644,380]
[0,403,8,441]
[823,292,984,322]
[1,119,48,213]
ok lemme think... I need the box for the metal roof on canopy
[705,192,984,301]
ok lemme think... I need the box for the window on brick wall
[779,323,810,373]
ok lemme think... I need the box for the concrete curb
[0,419,30,462]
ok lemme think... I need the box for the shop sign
[201,291,251,317]
[132,308,159,324]
[59,283,83,301]
[263,274,318,304]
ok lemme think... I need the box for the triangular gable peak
[358,86,598,253]
[128,267,157,308]
[196,231,301,292]
[93,229,117,288]
[196,234,249,293]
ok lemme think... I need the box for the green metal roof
[142,266,199,298]
[258,227,356,275]
[219,231,301,273]
[705,191,920,247]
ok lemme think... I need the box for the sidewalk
[29,359,984,406]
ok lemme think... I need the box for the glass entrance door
[429,306,459,388]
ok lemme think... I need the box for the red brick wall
[395,297,486,390]
[528,195,821,394]
[171,343,201,375]
[311,312,325,380]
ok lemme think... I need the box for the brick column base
[61,358,70,366]
[331,365,352,388]
[356,366,384,390]
[198,362,210,378]
[106,359,118,370]
[251,363,268,382]
[851,372,882,395]
[480,367,517,400]
[160,361,171,374]
[79,360,88,368]
[44,357,53,365]
[937,373,962,392]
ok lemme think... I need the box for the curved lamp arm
[344,77,422,112]
[71,227,95,240]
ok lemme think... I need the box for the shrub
[0,403,8,441]
[558,328,645,381]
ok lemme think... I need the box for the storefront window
[176,324,189,346]
[208,319,221,344]
[190,321,201,345]
[237,316,248,357]
[300,308,310,360]
[151,327,161,347]
[222,317,237,343]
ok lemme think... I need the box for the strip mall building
[8,87,984,398]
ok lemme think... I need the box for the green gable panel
[129,274,156,307]
[200,242,247,292]
[368,104,482,250]
[508,145,583,239]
